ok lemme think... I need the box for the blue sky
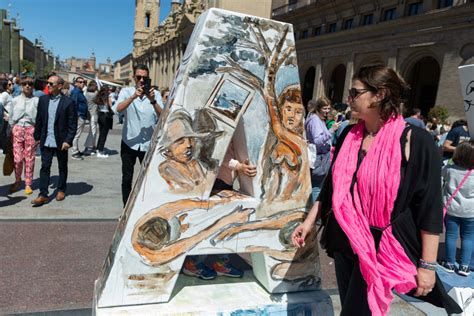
[1,0,172,64]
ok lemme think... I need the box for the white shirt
[113,87,163,152]
[7,94,39,127]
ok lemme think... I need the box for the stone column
[168,44,174,88]
[152,51,158,85]
[387,48,397,69]
[312,59,323,100]
[436,48,465,119]
[158,49,164,88]
[10,27,20,73]
[342,55,355,102]
[0,16,12,73]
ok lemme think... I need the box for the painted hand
[213,224,243,242]
[237,159,257,177]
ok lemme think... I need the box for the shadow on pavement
[48,176,94,196]
[0,195,27,207]
[0,182,28,207]
[106,149,119,156]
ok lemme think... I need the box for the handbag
[312,151,331,176]
[3,123,13,176]
[307,143,317,169]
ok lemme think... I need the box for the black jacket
[34,94,77,148]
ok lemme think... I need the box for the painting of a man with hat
[159,109,223,192]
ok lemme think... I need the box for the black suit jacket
[34,94,78,148]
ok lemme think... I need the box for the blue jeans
[444,214,474,266]
[310,173,326,203]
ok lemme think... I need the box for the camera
[142,77,152,96]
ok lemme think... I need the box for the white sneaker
[97,152,109,158]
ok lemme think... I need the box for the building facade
[0,9,20,73]
[20,36,56,76]
[113,53,133,86]
[133,0,272,90]
[273,0,474,119]
[65,53,97,72]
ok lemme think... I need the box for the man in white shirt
[113,64,164,206]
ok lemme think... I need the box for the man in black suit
[32,75,77,206]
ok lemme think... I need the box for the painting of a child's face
[281,101,304,133]
[168,137,195,163]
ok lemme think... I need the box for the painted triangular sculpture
[95,8,319,308]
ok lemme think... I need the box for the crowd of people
[0,71,126,203]
[1,64,472,315]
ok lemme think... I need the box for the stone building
[20,36,55,76]
[65,53,97,72]
[113,53,133,86]
[133,0,272,90]
[272,0,474,119]
[99,58,113,75]
[0,8,20,73]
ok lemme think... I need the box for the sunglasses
[135,75,148,81]
[21,81,34,87]
[76,80,85,84]
[47,81,56,86]
[348,88,372,99]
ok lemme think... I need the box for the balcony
[272,0,319,17]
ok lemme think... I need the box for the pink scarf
[332,116,417,316]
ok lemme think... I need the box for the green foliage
[20,59,36,74]
[42,65,53,78]
[428,106,449,123]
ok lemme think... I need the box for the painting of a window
[205,74,255,127]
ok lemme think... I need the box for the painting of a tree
[189,13,297,101]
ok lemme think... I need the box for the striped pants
[12,125,36,186]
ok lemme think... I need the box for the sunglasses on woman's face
[348,88,371,99]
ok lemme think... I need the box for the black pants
[334,251,371,315]
[121,141,145,206]
[39,146,68,197]
[97,112,112,151]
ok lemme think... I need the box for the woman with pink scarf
[291,65,460,315]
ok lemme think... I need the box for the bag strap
[443,169,473,215]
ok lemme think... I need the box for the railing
[272,0,319,17]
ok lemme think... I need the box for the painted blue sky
[1,0,172,64]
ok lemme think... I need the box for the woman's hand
[291,220,314,248]
[330,121,341,133]
[414,268,436,297]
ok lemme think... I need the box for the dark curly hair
[353,64,409,122]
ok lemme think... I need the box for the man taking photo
[113,64,164,206]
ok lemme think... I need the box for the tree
[20,59,36,75]
[188,12,297,100]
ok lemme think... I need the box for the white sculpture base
[94,271,333,315]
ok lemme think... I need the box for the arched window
[405,56,440,116]
[327,64,346,103]
[145,13,151,28]
[302,67,316,108]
